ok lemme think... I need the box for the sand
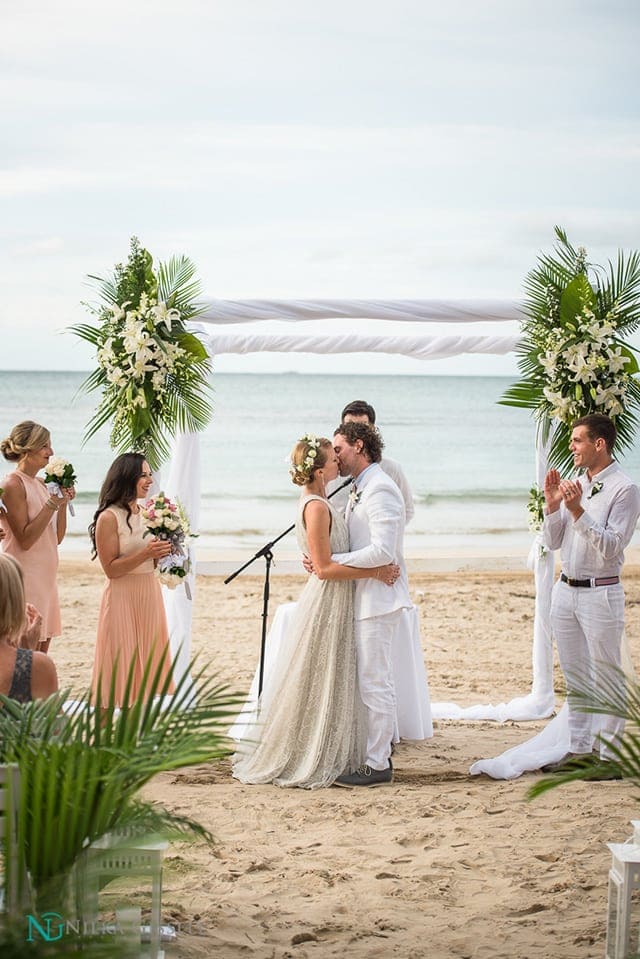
[54,559,640,959]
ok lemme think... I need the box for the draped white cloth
[197,330,521,361]
[200,297,525,325]
[432,432,556,725]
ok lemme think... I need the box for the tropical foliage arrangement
[500,227,640,474]
[71,237,213,470]
[0,653,241,924]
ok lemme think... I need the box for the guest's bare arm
[30,651,59,699]
[1,474,62,551]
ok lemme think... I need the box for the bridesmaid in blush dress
[1,421,75,652]
[90,453,175,706]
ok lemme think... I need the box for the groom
[331,422,412,787]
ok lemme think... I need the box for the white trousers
[355,609,402,770]
[551,580,626,758]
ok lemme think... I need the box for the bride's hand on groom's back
[302,553,315,575]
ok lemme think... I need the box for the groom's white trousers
[355,609,401,770]
[551,580,626,758]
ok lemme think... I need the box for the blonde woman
[232,434,399,789]
[1,421,75,652]
[0,554,58,702]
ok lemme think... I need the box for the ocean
[1,371,639,562]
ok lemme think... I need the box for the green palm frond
[528,665,640,800]
[0,652,244,909]
[157,255,205,320]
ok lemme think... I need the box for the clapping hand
[543,469,564,511]
[559,477,583,514]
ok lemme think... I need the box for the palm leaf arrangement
[70,237,213,470]
[500,226,640,475]
[0,651,242,920]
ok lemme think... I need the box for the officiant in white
[331,422,414,787]
[326,400,414,521]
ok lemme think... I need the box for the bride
[232,433,399,789]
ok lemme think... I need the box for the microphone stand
[224,476,353,697]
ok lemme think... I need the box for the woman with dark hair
[1,420,75,652]
[90,453,174,706]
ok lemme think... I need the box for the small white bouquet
[141,492,195,598]
[44,457,77,516]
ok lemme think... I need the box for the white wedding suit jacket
[332,462,413,621]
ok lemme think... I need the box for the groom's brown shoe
[334,761,393,788]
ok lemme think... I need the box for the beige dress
[91,506,174,706]
[1,471,61,639]
[232,495,366,788]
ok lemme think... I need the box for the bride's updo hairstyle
[290,435,332,487]
[1,421,51,462]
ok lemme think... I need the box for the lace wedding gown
[232,495,366,788]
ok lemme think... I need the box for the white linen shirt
[542,461,640,578]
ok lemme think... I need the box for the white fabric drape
[200,298,525,325]
[432,430,557,725]
[199,330,521,360]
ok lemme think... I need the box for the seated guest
[0,554,58,702]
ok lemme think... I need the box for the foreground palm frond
[0,651,245,910]
[528,665,640,800]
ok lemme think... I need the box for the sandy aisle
[54,560,640,959]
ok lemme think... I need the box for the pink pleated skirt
[91,571,175,706]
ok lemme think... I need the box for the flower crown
[290,433,322,481]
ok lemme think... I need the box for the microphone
[327,476,353,500]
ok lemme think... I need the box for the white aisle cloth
[228,602,433,742]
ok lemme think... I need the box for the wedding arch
[75,232,640,777]
[162,295,558,727]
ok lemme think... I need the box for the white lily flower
[606,348,630,375]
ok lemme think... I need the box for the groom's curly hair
[334,422,384,463]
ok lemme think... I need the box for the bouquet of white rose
[141,492,195,598]
[44,457,77,516]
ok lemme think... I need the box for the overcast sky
[1,0,638,375]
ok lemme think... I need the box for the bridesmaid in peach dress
[90,453,175,706]
[1,421,75,652]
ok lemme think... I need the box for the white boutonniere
[587,481,604,500]
[0,486,5,513]
[348,487,362,511]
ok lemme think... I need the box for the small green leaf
[559,274,596,328]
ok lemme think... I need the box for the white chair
[77,833,169,959]
[0,763,30,921]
